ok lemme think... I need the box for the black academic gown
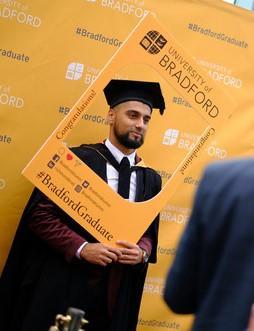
[0,143,161,331]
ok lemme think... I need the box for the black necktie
[118,157,131,199]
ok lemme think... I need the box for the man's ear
[107,108,114,124]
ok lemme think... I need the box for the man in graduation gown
[0,79,165,331]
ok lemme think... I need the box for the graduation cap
[103,79,165,115]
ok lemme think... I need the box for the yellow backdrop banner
[1,1,254,330]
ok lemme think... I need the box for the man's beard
[114,128,144,149]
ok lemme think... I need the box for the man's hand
[116,240,143,265]
[80,243,122,267]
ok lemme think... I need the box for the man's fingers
[81,243,120,265]
[103,256,113,264]
[116,240,135,249]
[107,247,122,257]
[104,250,119,262]
[120,248,139,256]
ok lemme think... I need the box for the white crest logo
[163,129,179,146]
[66,63,84,80]
[0,178,6,190]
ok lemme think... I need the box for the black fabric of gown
[0,143,161,331]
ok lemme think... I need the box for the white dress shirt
[105,139,137,202]
[76,139,137,257]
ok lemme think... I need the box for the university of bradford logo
[140,30,167,54]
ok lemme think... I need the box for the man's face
[108,100,152,150]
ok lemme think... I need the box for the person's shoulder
[135,156,160,180]
[144,166,162,190]
[139,162,159,177]
[145,166,161,178]
[205,157,254,178]
[70,143,104,156]
[200,157,254,197]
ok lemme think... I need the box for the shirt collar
[105,139,136,166]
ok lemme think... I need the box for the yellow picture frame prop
[22,13,235,245]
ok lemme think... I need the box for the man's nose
[135,117,144,128]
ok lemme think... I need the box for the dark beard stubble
[114,128,144,149]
